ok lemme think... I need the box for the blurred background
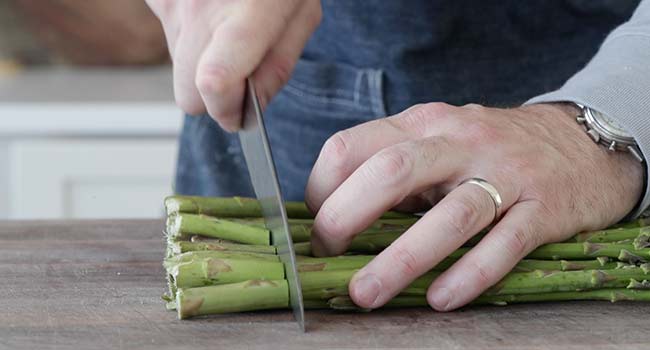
[0,0,180,219]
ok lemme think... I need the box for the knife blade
[238,78,305,332]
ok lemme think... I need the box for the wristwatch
[575,104,644,162]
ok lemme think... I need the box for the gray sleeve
[526,0,650,218]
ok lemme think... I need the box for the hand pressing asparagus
[162,196,650,319]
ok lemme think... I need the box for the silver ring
[460,177,503,223]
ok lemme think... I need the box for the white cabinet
[0,67,182,219]
[9,139,177,219]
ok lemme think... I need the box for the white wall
[0,66,182,219]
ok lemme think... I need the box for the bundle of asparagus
[162,195,650,319]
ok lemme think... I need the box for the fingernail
[429,287,452,311]
[351,273,382,308]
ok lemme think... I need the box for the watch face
[590,109,632,138]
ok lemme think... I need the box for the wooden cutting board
[1,219,650,349]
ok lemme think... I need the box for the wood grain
[1,219,650,349]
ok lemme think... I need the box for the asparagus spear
[296,255,375,272]
[513,258,618,272]
[527,242,650,263]
[613,218,650,229]
[169,239,277,255]
[169,212,410,247]
[485,267,650,295]
[168,257,285,289]
[292,231,404,255]
[176,280,289,319]
[327,289,650,311]
[298,266,650,300]
[165,195,415,219]
[165,196,313,218]
[232,217,419,230]
[165,250,280,265]
[167,213,271,245]
[568,227,650,243]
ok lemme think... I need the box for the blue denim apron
[175,0,639,200]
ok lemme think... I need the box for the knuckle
[462,103,483,111]
[363,146,413,187]
[195,62,238,96]
[266,55,294,89]
[421,102,453,119]
[461,120,499,145]
[174,91,205,116]
[507,230,530,258]
[499,225,538,259]
[320,131,353,174]
[440,195,484,240]
[315,205,347,241]
[388,245,420,277]
[394,102,452,136]
[469,260,494,287]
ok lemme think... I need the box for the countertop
[2,219,650,350]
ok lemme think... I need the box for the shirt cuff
[525,33,650,219]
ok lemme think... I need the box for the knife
[238,78,306,332]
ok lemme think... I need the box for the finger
[306,102,456,213]
[251,0,322,109]
[347,179,517,308]
[311,136,471,256]
[427,201,545,311]
[195,0,302,131]
[172,20,211,116]
[145,0,179,57]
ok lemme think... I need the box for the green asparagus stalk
[568,227,650,243]
[295,238,650,261]
[163,251,281,301]
[229,217,415,243]
[169,239,277,255]
[402,266,650,296]
[296,255,375,272]
[169,213,410,247]
[165,196,313,218]
[165,195,415,219]
[167,257,285,289]
[164,250,280,266]
[232,217,419,230]
[512,258,618,272]
[167,213,271,245]
[468,226,650,247]
[176,280,289,319]
[299,266,650,300]
[527,242,650,263]
[327,289,650,311]
[163,196,650,319]
[613,218,650,229]
[483,267,650,295]
[634,233,650,249]
[292,231,404,255]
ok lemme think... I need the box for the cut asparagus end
[176,279,289,319]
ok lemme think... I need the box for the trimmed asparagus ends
[162,195,650,318]
[176,280,289,319]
